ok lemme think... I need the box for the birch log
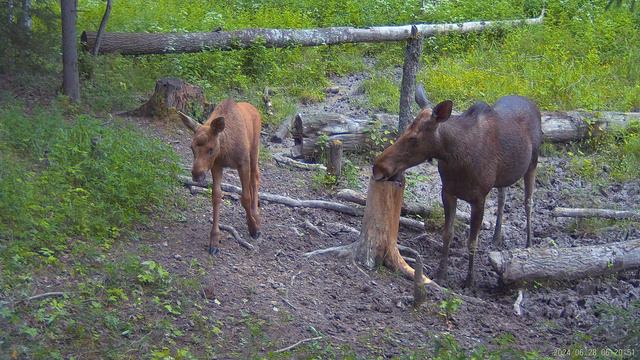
[553,207,640,220]
[82,13,544,55]
[489,238,640,283]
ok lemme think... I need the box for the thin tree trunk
[81,12,544,55]
[92,0,112,56]
[489,238,640,283]
[8,0,14,24]
[61,0,80,102]
[398,26,423,132]
[20,0,30,31]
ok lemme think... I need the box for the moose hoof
[208,246,220,255]
[251,230,261,241]
[463,275,476,289]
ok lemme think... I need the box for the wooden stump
[127,78,213,121]
[489,238,640,283]
[305,176,431,285]
[326,140,343,178]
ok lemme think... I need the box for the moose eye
[207,148,214,156]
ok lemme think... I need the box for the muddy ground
[126,72,640,358]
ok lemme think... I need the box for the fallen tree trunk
[489,238,640,283]
[81,13,544,55]
[553,207,640,220]
[293,111,640,157]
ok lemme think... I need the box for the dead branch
[513,290,524,316]
[553,207,640,220]
[274,336,323,353]
[272,153,327,171]
[207,219,254,251]
[304,219,327,237]
[179,175,426,230]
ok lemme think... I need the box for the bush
[0,101,180,279]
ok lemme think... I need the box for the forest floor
[115,69,640,358]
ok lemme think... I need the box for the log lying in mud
[552,207,640,220]
[489,238,640,283]
[81,13,544,55]
[292,111,640,158]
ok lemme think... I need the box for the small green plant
[137,260,170,286]
[438,292,463,321]
[340,158,361,189]
[312,169,338,190]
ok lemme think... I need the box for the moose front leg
[435,191,457,283]
[465,198,486,288]
[209,166,223,255]
[493,187,506,247]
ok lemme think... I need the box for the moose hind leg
[436,191,457,284]
[524,166,537,248]
[465,198,485,288]
[239,165,260,239]
[493,187,506,247]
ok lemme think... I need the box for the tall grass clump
[0,101,180,282]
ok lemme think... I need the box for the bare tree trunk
[489,238,640,283]
[81,13,544,55]
[8,0,14,24]
[92,0,112,56]
[126,78,212,121]
[326,140,343,178]
[20,0,30,31]
[61,0,80,102]
[398,26,423,132]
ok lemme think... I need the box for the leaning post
[398,25,424,133]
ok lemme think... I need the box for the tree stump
[326,139,343,178]
[305,176,431,285]
[127,78,213,122]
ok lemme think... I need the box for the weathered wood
[553,207,640,220]
[326,140,343,178]
[127,78,212,121]
[398,26,423,132]
[263,87,274,116]
[542,111,640,142]
[270,116,293,143]
[292,112,396,159]
[272,153,326,171]
[81,13,544,55]
[489,238,640,283]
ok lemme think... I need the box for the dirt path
[126,74,640,357]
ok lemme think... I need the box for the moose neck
[434,117,475,166]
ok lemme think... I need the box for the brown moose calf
[179,99,261,255]
[372,85,542,287]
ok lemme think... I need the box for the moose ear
[177,111,201,133]
[210,116,225,135]
[432,100,453,123]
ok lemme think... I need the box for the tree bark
[398,26,423,132]
[489,238,640,283]
[292,112,397,159]
[127,78,212,121]
[81,13,544,55]
[270,116,294,143]
[92,0,112,56]
[20,0,30,31]
[552,207,640,220]
[61,0,80,102]
[326,140,343,178]
[541,111,640,142]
